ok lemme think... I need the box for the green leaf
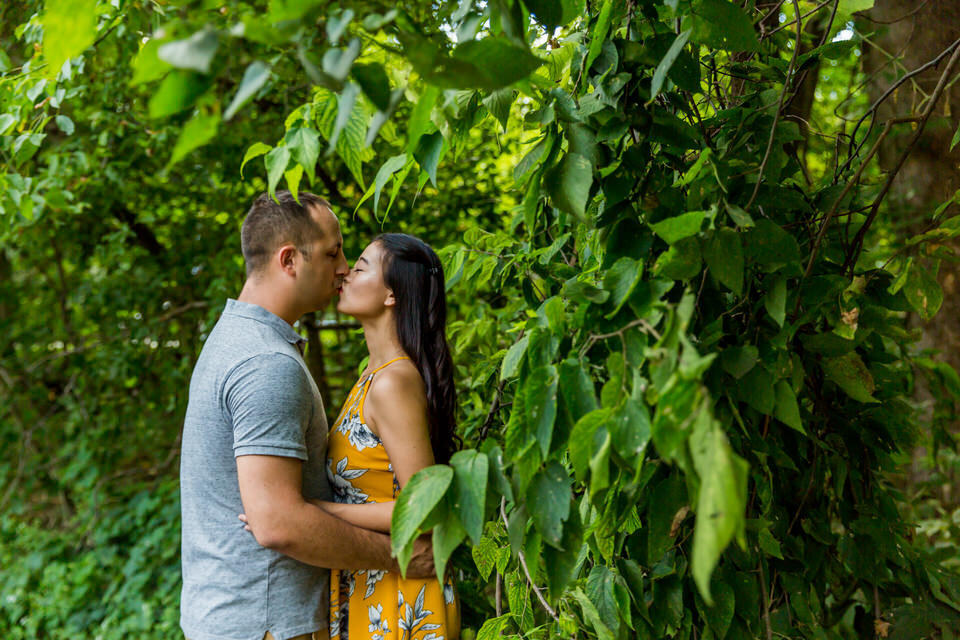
[570,408,609,480]
[358,153,407,216]
[352,62,391,112]
[267,0,324,22]
[603,257,643,318]
[284,163,303,201]
[148,71,209,119]
[391,465,454,576]
[158,30,220,74]
[482,89,516,132]
[526,365,558,457]
[646,474,687,565]
[168,112,219,167]
[586,0,615,70]
[904,263,943,321]
[326,8,354,44]
[264,146,291,201]
[587,566,622,634]
[42,0,98,80]
[558,359,598,426]
[652,210,708,245]
[822,352,878,403]
[746,219,800,272]
[449,450,488,544]
[703,228,744,295]
[720,345,758,379]
[654,236,702,280]
[322,39,361,82]
[406,85,439,153]
[328,83,360,155]
[500,334,529,381]
[523,0,584,31]
[543,507,583,597]
[572,587,615,640]
[759,528,784,559]
[130,38,170,86]
[55,115,74,135]
[774,380,805,434]
[414,131,444,188]
[0,113,16,135]
[547,153,593,218]
[739,365,775,414]
[651,29,692,100]
[527,462,571,548]
[689,0,760,52]
[449,37,544,89]
[690,412,749,605]
[477,615,513,640]
[240,142,272,178]
[224,61,271,121]
[284,126,320,184]
[764,276,787,326]
[609,382,651,460]
[432,498,467,584]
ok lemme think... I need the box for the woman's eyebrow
[357,256,369,264]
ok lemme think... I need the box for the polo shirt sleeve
[222,352,313,460]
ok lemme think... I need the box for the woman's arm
[365,364,435,490]
[308,499,395,533]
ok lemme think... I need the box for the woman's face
[336,240,393,318]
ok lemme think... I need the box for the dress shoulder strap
[367,355,411,377]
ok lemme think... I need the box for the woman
[317,233,459,640]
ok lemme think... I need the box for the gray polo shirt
[180,299,331,640]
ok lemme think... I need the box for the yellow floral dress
[326,356,460,640]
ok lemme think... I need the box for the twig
[841,36,960,177]
[478,378,507,442]
[843,42,960,274]
[579,318,661,359]
[745,0,802,212]
[495,572,503,616]
[759,562,774,640]
[500,498,559,622]
[798,116,915,287]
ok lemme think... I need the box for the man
[180,191,432,640]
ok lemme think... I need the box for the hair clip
[428,266,439,275]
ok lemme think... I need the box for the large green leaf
[168,112,219,167]
[414,131,445,188]
[284,126,320,184]
[651,29,692,100]
[391,465,454,575]
[449,449,488,544]
[224,61,271,121]
[690,412,748,605]
[703,228,744,295]
[352,62,392,112]
[651,210,707,244]
[157,30,219,74]
[432,497,467,584]
[587,566,622,635]
[547,153,593,218]
[525,365,558,457]
[264,146,291,200]
[500,334,529,381]
[527,462,571,548]
[603,257,643,318]
[904,263,943,321]
[689,0,760,52]
[774,380,805,434]
[822,352,878,403]
[522,0,586,31]
[42,0,98,80]
[147,71,209,119]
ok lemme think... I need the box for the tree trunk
[862,1,960,370]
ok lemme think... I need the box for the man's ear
[277,244,297,275]
[384,289,396,307]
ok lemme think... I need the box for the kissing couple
[179,190,460,640]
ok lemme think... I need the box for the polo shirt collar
[222,299,307,348]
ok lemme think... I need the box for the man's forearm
[272,501,396,571]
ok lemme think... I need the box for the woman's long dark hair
[376,233,459,464]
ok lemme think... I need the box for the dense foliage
[3,0,960,638]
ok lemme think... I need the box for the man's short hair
[241,191,332,276]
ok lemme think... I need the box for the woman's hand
[238,500,341,531]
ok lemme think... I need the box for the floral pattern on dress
[327,358,459,640]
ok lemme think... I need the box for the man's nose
[336,255,349,274]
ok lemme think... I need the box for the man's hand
[403,534,436,579]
